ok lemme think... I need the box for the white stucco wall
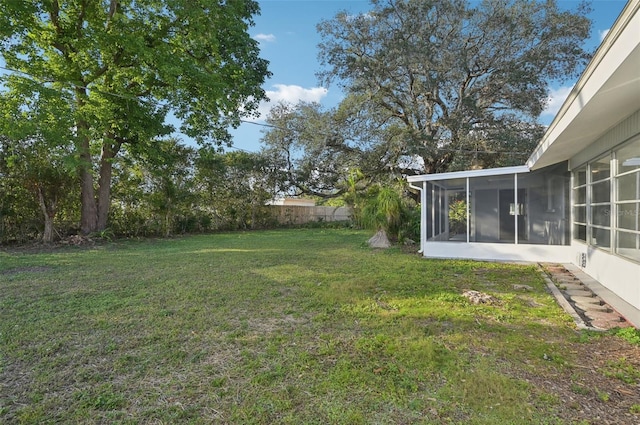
[566,111,640,311]
[571,242,640,310]
[421,242,572,263]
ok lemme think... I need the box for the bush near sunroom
[358,184,419,246]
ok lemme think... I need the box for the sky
[224,0,629,153]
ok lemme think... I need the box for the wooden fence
[267,205,351,225]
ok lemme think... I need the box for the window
[573,167,587,242]
[426,182,454,242]
[444,179,467,242]
[615,138,640,262]
[575,138,640,261]
[573,155,613,249]
[420,164,569,247]
[589,155,611,249]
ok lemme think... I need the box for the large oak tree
[317,0,592,174]
[0,0,270,234]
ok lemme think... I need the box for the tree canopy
[0,0,270,234]
[315,0,593,174]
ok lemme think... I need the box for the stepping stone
[556,276,581,283]
[591,319,615,330]
[591,315,628,330]
[570,295,601,305]
[564,289,593,297]
[559,283,586,291]
[584,309,618,321]
[545,265,565,273]
[575,301,610,312]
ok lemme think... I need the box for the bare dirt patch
[515,335,640,424]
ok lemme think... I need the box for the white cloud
[599,29,610,42]
[345,11,374,22]
[245,84,329,121]
[543,85,573,117]
[254,33,276,43]
[266,84,328,104]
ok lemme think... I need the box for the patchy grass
[1,229,639,424]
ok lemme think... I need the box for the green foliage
[398,203,421,243]
[596,388,610,402]
[612,327,640,346]
[195,148,277,231]
[0,137,78,243]
[141,139,197,237]
[603,357,640,385]
[2,135,340,242]
[90,229,115,242]
[0,78,78,242]
[360,186,403,231]
[0,0,271,233]
[357,183,418,242]
[108,146,279,237]
[261,101,367,199]
[449,198,468,237]
[317,0,592,173]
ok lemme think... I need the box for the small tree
[361,185,407,248]
[448,198,467,237]
[195,149,276,230]
[141,139,196,237]
[0,85,77,243]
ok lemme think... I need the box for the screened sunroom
[407,162,573,263]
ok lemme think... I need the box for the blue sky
[226,0,629,153]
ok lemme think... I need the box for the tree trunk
[250,196,257,230]
[164,209,172,237]
[37,186,56,243]
[76,90,98,235]
[97,141,118,231]
[78,135,97,235]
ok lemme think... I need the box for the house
[407,0,640,321]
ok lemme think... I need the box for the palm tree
[361,185,405,248]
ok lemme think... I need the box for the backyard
[1,228,639,424]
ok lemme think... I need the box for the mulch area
[524,263,640,423]
[515,336,640,425]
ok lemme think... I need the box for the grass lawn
[1,228,640,424]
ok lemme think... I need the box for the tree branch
[76,0,87,38]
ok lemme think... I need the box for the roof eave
[527,0,640,170]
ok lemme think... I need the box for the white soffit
[527,0,640,170]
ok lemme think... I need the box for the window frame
[613,137,640,262]
[572,166,587,242]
